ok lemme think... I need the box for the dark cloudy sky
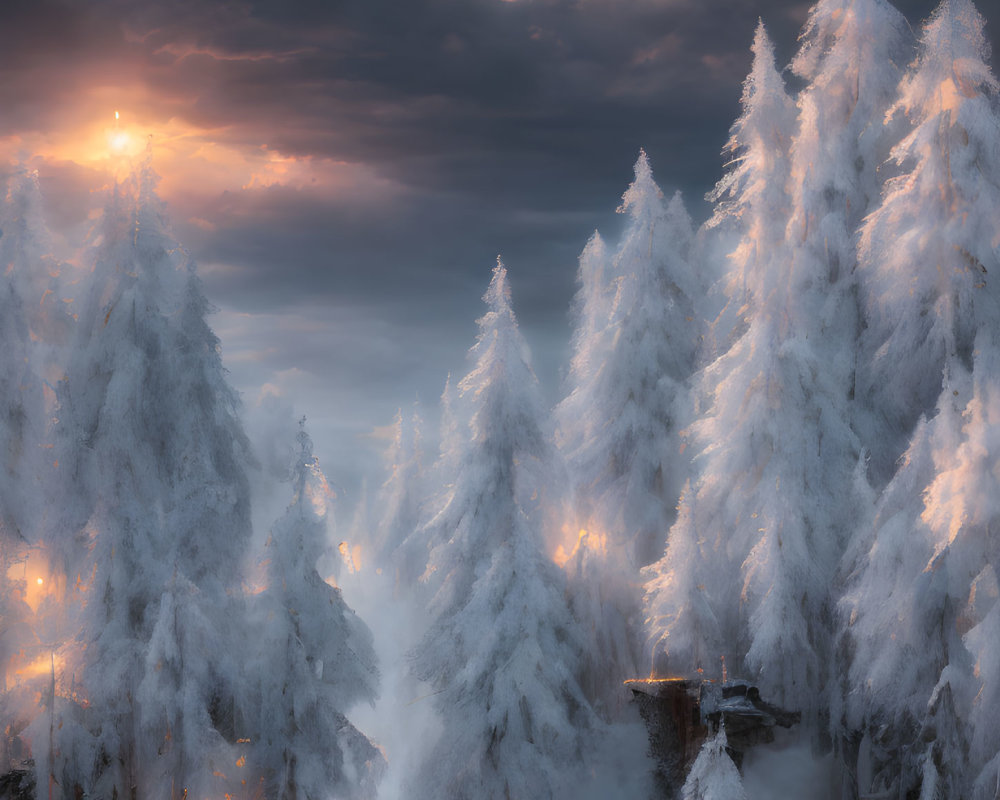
[1,0,994,497]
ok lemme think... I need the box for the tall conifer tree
[55,153,256,798]
[855,0,1000,482]
[845,2,1000,793]
[412,261,594,800]
[557,153,700,712]
[248,425,383,800]
[646,23,854,715]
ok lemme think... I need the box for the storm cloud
[0,0,992,495]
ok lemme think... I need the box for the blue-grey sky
[0,0,992,498]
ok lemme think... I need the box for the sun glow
[0,97,394,224]
[106,110,139,159]
[108,130,131,154]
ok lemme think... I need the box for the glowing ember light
[36,577,43,586]
[114,110,119,121]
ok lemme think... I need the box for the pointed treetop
[472,257,526,366]
[293,416,313,496]
[482,256,516,324]
[110,138,156,204]
[925,0,991,59]
[791,0,844,79]
[577,230,608,290]
[296,415,313,462]
[1,165,55,272]
[618,148,664,220]
[681,724,747,800]
[888,0,996,124]
[663,190,694,249]
[137,138,157,198]
[707,18,794,215]
[581,229,607,260]
[791,0,910,82]
[93,140,184,288]
[440,371,455,411]
[386,402,421,462]
[5,166,43,214]
[291,417,334,519]
[752,19,774,68]
[459,259,541,436]
[747,20,787,109]
[915,0,995,101]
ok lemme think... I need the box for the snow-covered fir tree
[782,0,912,744]
[392,376,459,594]
[248,424,383,800]
[53,152,256,799]
[702,20,796,314]
[855,0,1000,485]
[787,0,910,442]
[5,1,1000,796]
[965,565,1000,797]
[843,2,1000,794]
[0,168,74,352]
[555,232,627,715]
[645,20,796,680]
[790,0,911,237]
[846,334,1000,798]
[0,169,68,780]
[557,152,700,714]
[555,230,611,470]
[411,260,595,800]
[841,367,970,796]
[646,21,859,717]
[0,538,32,772]
[681,726,747,800]
[559,150,699,573]
[0,170,55,552]
[373,403,424,586]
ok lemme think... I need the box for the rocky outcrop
[626,678,800,798]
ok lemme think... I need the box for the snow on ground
[339,565,443,799]
[569,712,655,800]
[741,729,837,800]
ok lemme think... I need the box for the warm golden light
[13,652,64,682]
[553,526,607,567]
[103,110,141,161]
[109,130,131,155]
[337,541,363,575]
[7,550,54,612]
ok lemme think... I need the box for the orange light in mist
[7,550,54,612]
[553,527,607,567]
[13,652,64,682]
